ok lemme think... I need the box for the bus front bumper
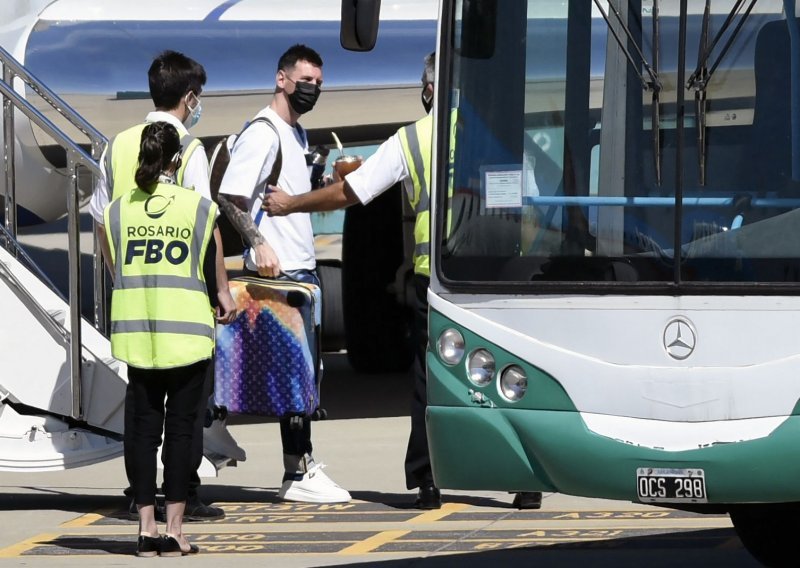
[427,406,800,504]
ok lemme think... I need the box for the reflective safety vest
[104,123,201,200]
[398,114,433,277]
[104,183,217,369]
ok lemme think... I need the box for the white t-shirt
[89,111,211,224]
[345,130,413,206]
[218,106,315,271]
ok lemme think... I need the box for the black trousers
[125,360,208,504]
[404,274,432,489]
[123,361,210,501]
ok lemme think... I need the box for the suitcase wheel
[311,408,328,421]
[213,405,228,421]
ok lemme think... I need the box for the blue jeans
[278,269,320,288]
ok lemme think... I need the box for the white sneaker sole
[278,484,351,504]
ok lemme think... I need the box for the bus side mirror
[341,0,381,52]
[460,0,496,59]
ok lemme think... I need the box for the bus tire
[317,260,346,352]
[342,183,414,373]
[731,504,800,567]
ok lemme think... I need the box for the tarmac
[0,352,760,568]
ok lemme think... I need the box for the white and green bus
[348,0,800,564]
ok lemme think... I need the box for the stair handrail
[1,44,108,422]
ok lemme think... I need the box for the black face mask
[421,85,433,113]
[288,80,321,114]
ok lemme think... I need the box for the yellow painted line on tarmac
[0,533,58,558]
[61,507,119,528]
[408,503,470,524]
[337,530,410,555]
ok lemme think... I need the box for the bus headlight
[499,365,528,402]
[467,349,495,387]
[437,328,465,365]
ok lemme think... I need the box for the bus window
[439,0,800,288]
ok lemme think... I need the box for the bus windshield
[439,0,800,289]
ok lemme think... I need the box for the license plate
[636,468,707,503]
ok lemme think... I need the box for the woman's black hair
[135,122,182,189]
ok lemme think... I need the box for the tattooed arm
[217,193,281,277]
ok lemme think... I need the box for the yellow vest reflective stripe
[104,183,217,369]
[105,123,201,200]
[398,114,433,277]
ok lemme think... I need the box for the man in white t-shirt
[263,52,545,512]
[89,50,236,522]
[216,44,350,504]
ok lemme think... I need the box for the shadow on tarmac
[35,528,754,567]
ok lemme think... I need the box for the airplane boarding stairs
[0,228,244,474]
[0,42,243,474]
[0,235,125,470]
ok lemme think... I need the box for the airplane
[0,0,436,473]
[1,0,436,224]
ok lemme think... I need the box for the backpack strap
[233,116,282,188]
[238,117,282,258]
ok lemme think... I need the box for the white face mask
[183,93,202,129]
[160,149,183,183]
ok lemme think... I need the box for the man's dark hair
[277,44,323,73]
[148,50,207,110]
[422,51,436,85]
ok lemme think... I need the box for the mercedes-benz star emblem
[663,318,696,360]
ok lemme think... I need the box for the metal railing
[0,44,107,421]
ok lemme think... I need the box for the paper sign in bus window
[483,168,522,208]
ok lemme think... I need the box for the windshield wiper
[652,0,662,185]
[695,0,711,186]
[686,0,759,185]
[687,0,758,90]
[594,0,662,92]
[594,0,664,185]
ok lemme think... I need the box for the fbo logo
[125,239,189,265]
[144,194,174,219]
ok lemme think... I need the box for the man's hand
[215,287,238,325]
[254,242,281,277]
[262,186,294,217]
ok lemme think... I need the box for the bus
[364,0,800,564]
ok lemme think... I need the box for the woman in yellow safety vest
[102,121,235,557]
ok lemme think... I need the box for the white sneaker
[203,418,247,462]
[278,463,351,503]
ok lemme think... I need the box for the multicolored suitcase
[214,277,322,419]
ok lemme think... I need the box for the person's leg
[183,360,225,520]
[125,367,167,538]
[279,268,317,476]
[161,360,206,548]
[275,269,350,503]
[404,274,440,508]
[134,503,161,558]
[124,374,164,521]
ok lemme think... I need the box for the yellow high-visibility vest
[104,123,201,200]
[104,182,217,369]
[398,114,433,277]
